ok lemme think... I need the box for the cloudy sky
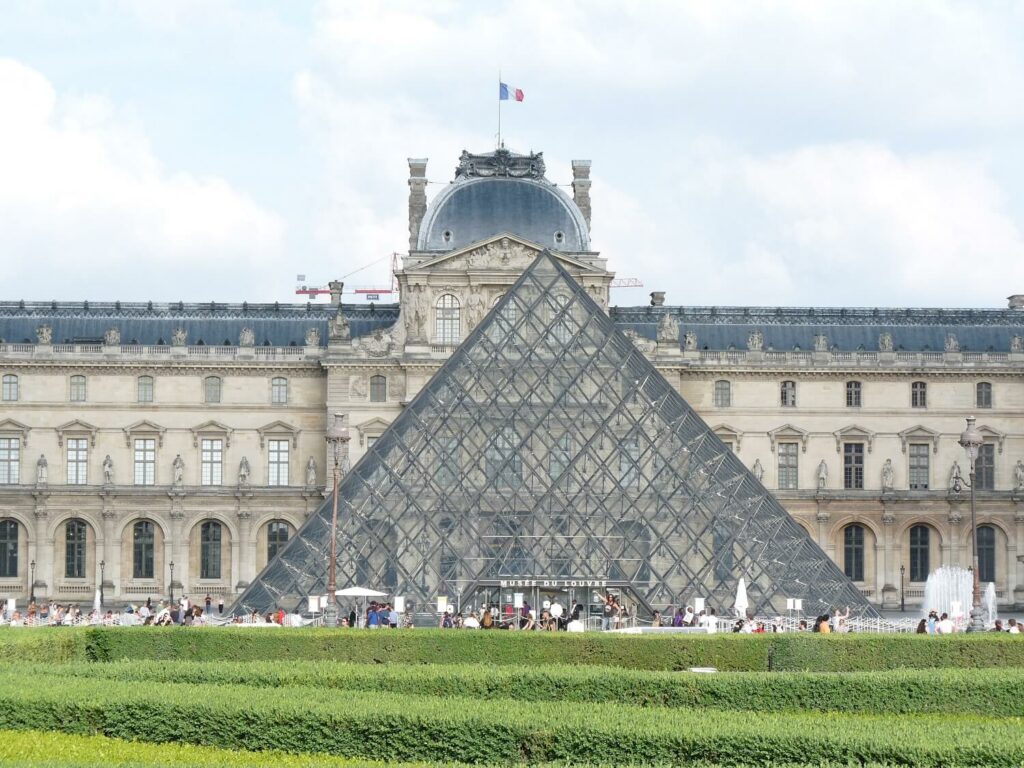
[3,1,1024,308]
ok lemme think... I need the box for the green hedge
[4,627,1024,673]
[0,670,1020,766]
[80,627,772,670]
[0,729,925,768]
[25,660,1024,717]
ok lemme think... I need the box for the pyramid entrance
[234,252,876,621]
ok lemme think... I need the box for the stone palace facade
[1,147,1023,610]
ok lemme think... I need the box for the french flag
[499,82,524,102]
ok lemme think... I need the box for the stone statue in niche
[36,455,47,485]
[751,459,764,482]
[656,313,679,343]
[944,333,960,353]
[878,332,893,353]
[172,454,185,486]
[102,455,114,485]
[238,456,251,487]
[306,456,317,487]
[305,327,321,347]
[330,308,351,341]
[683,332,698,351]
[1012,335,1024,353]
[36,325,52,345]
[816,460,828,490]
[1014,459,1024,491]
[104,327,121,346]
[171,328,188,347]
[747,330,764,352]
[881,458,895,491]
[239,327,255,347]
[949,460,963,489]
[814,333,829,352]
[350,375,368,399]
[623,329,656,354]
[466,291,487,327]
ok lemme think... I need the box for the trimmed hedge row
[0,729,924,768]
[4,627,1024,672]
[0,729,397,768]
[0,670,1020,766]
[28,660,1024,717]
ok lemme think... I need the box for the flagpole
[497,70,502,148]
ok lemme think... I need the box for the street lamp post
[169,560,175,605]
[324,413,351,628]
[899,564,905,613]
[957,415,986,632]
[99,560,106,608]
[29,559,36,604]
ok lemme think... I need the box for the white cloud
[0,58,285,300]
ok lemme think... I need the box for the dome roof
[417,150,590,252]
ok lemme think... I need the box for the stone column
[947,502,964,568]
[168,492,185,598]
[235,507,252,591]
[571,159,592,230]
[1013,499,1024,609]
[815,502,830,552]
[101,506,118,599]
[32,491,51,599]
[880,506,897,609]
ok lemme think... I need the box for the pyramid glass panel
[234,252,877,620]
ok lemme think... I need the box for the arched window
[976,382,993,409]
[780,380,796,407]
[137,375,154,403]
[267,520,290,561]
[0,519,18,578]
[200,521,222,579]
[978,524,996,583]
[713,380,731,407]
[909,525,930,582]
[2,374,18,402]
[69,375,87,402]
[65,519,87,579]
[271,377,288,405]
[204,376,222,404]
[132,521,154,579]
[911,381,927,408]
[435,294,460,344]
[369,375,387,402]
[843,524,865,581]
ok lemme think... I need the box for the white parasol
[334,587,389,628]
[734,577,749,618]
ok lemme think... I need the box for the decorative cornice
[123,420,166,447]
[56,419,99,447]
[190,420,233,448]
[898,425,941,454]
[768,423,809,453]
[257,420,299,449]
[833,425,876,453]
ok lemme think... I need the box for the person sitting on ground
[9,611,23,627]
[935,612,955,634]
[991,619,1004,632]
[1008,618,1020,634]
[798,619,808,631]
[916,618,928,634]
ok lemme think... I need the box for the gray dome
[418,176,590,251]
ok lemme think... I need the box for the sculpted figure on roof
[239,327,255,347]
[657,313,678,343]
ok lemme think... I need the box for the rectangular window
[911,381,927,408]
[133,438,155,486]
[204,376,222,404]
[780,381,796,407]
[2,375,18,402]
[908,444,929,490]
[843,443,864,489]
[976,382,992,409]
[69,376,87,402]
[66,438,88,485]
[0,438,20,484]
[201,438,223,486]
[65,521,86,579]
[713,380,731,407]
[137,376,154,403]
[268,439,289,486]
[976,443,995,490]
[846,381,861,407]
[271,377,288,404]
[777,443,798,490]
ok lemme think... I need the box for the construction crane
[295,254,400,299]
[609,278,643,288]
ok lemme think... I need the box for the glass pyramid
[233,251,877,620]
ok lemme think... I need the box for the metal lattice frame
[233,252,877,619]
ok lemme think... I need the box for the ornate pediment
[898,425,940,454]
[257,420,299,449]
[123,419,166,447]
[768,424,809,453]
[355,417,392,447]
[0,418,31,446]
[978,424,1007,454]
[56,419,99,447]
[711,424,743,452]
[190,420,234,448]
[409,234,596,274]
[833,425,876,453]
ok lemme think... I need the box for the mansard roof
[612,306,1024,353]
[0,301,398,347]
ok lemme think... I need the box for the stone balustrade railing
[0,343,321,361]
[692,349,1016,367]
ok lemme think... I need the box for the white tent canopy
[334,587,388,597]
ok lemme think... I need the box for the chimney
[408,158,428,251]
[328,281,344,307]
[650,291,666,307]
[1008,294,1024,310]
[571,160,592,232]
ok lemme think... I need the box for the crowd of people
[914,610,1024,634]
